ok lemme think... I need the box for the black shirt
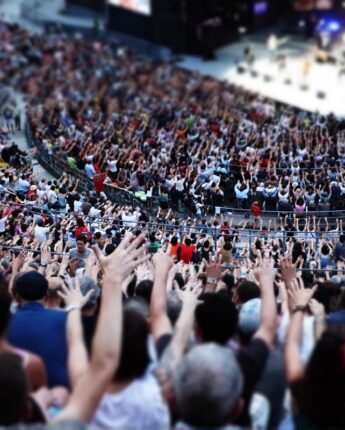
[235,338,270,426]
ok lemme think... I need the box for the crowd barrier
[216,205,345,219]
[0,201,341,246]
[2,241,345,273]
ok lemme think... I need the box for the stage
[180,35,345,117]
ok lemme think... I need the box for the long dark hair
[301,325,345,427]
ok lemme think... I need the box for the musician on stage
[244,43,255,70]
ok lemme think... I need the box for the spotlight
[327,21,341,32]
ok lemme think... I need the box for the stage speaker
[251,70,259,78]
[264,75,273,82]
[237,65,246,74]
[317,91,326,99]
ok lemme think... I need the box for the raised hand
[58,277,94,308]
[41,243,52,265]
[205,257,222,281]
[12,250,26,273]
[288,278,317,309]
[280,256,297,287]
[254,259,277,284]
[175,279,203,308]
[93,232,149,284]
[152,249,174,274]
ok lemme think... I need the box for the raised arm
[160,281,202,376]
[285,278,316,383]
[57,277,95,389]
[54,232,148,423]
[150,250,174,341]
[253,260,278,348]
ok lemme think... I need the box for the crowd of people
[0,20,345,216]
[1,17,345,430]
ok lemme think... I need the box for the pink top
[295,203,306,213]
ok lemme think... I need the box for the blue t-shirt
[8,302,68,387]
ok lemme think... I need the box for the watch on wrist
[292,305,306,314]
[207,277,218,286]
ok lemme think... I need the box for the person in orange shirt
[168,236,179,258]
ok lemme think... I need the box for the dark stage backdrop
[66,0,106,13]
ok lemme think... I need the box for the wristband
[40,262,48,267]
[65,304,81,313]
[292,305,306,314]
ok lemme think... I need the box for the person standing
[8,271,68,387]
[13,104,21,131]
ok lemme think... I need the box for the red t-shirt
[75,226,90,239]
[251,204,261,217]
[180,244,196,264]
[94,173,106,193]
[221,224,231,241]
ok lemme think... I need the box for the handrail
[216,205,345,216]
[0,201,342,239]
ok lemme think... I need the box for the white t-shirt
[74,200,83,212]
[92,373,170,430]
[108,160,117,173]
[47,189,57,204]
[122,213,137,227]
[34,225,50,243]
[175,179,185,192]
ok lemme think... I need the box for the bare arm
[54,233,148,423]
[285,278,317,383]
[160,282,202,376]
[253,261,278,348]
[150,251,174,341]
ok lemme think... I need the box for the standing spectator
[251,201,262,227]
[148,233,162,254]
[85,159,96,179]
[8,271,68,387]
[69,236,92,267]
[180,238,196,264]
[13,104,21,131]
[34,218,51,243]
[3,105,14,133]
[0,284,47,390]
[334,234,345,263]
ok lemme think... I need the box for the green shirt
[148,241,161,254]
